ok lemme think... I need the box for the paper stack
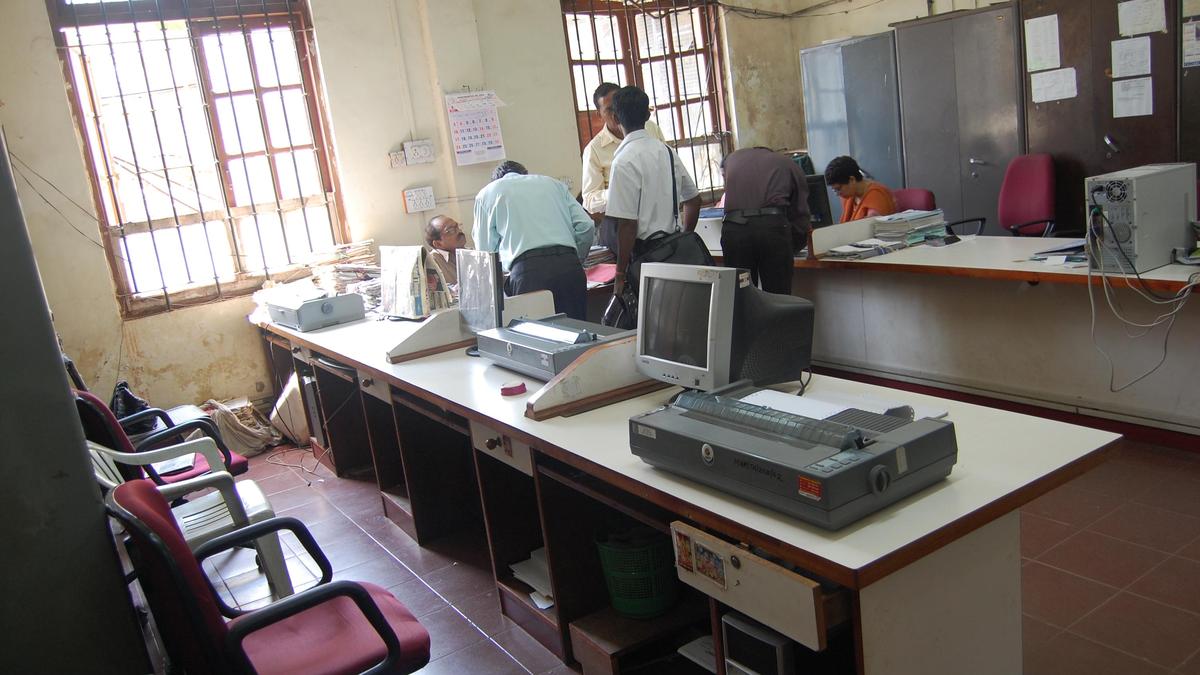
[873,209,948,244]
[585,245,615,268]
[510,547,554,609]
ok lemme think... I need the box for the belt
[724,206,787,225]
[511,245,574,265]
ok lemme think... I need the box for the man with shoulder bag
[601,86,706,328]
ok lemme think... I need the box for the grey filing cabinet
[800,31,905,223]
[894,3,1025,234]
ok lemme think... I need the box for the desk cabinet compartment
[357,372,413,536]
[310,354,373,478]
[535,458,712,671]
[473,444,562,657]
[469,420,532,476]
[671,522,847,653]
[389,389,480,544]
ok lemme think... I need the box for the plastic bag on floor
[203,397,281,457]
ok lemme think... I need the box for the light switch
[404,139,435,165]
[403,186,437,213]
[388,150,406,169]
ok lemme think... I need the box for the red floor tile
[414,638,528,675]
[1022,613,1061,651]
[453,589,515,637]
[1065,456,1164,501]
[1036,530,1167,587]
[1070,592,1200,669]
[1021,512,1076,559]
[491,625,564,674]
[1022,561,1116,629]
[1087,502,1200,553]
[1127,556,1200,615]
[335,555,416,588]
[1025,631,1168,675]
[1179,535,1200,562]
[1179,648,1200,675]
[1131,474,1200,519]
[419,606,489,661]
[1022,485,1124,529]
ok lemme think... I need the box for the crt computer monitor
[806,174,834,229]
[635,263,815,392]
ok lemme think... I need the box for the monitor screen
[806,174,834,229]
[641,277,713,369]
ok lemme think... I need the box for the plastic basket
[596,531,679,619]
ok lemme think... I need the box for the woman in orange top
[825,156,897,223]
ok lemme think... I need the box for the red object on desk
[500,381,527,396]
[586,263,616,284]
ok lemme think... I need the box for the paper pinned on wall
[1024,15,1061,72]
[1117,0,1166,36]
[1186,0,1200,17]
[445,90,507,167]
[1185,21,1200,68]
[1113,77,1154,118]
[1031,67,1078,103]
[1111,36,1152,78]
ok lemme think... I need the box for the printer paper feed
[740,389,947,422]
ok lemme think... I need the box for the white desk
[260,316,1118,674]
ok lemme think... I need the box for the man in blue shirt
[473,161,596,320]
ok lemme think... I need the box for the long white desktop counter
[259,314,1118,675]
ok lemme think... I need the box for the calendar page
[445,91,506,167]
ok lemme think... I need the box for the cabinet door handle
[1103,135,1121,154]
[968,157,987,166]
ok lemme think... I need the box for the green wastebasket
[595,527,679,619]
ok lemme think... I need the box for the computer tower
[1085,163,1196,273]
[722,612,796,675]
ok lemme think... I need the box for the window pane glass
[565,13,624,61]
[262,89,312,148]
[640,60,674,106]
[572,64,625,111]
[635,15,668,58]
[669,9,705,51]
[564,14,593,59]
[675,54,708,100]
[228,155,274,206]
[121,231,161,293]
[203,32,254,94]
[235,211,287,273]
[282,206,334,259]
[274,149,322,200]
[679,100,714,141]
[676,143,724,193]
[215,93,266,155]
[653,106,679,142]
[251,27,302,88]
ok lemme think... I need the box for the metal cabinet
[801,31,905,222]
[895,3,1025,233]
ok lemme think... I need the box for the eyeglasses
[439,223,462,236]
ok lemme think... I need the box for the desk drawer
[671,521,842,651]
[357,370,389,402]
[469,420,532,476]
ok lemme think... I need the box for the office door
[953,5,1025,234]
[896,18,964,221]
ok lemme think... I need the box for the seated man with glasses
[424,215,468,296]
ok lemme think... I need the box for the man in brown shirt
[720,147,810,294]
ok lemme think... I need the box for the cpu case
[722,612,796,675]
[1085,163,1196,274]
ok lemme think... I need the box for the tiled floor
[208,440,1200,674]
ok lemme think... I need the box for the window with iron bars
[562,0,730,196]
[48,0,343,318]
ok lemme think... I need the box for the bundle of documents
[510,547,554,609]
[873,209,948,244]
[584,245,615,267]
[826,238,907,260]
[311,240,378,295]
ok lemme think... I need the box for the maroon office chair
[107,479,431,674]
[75,389,247,486]
[998,154,1056,236]
[893,188,936,211]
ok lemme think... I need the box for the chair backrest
[88,441,126,491]
[108,479,231,672]
[998,154,1055,235]
[75,390,143,482]
[893,188,936,212]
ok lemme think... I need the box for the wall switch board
[388,150,406,169]
[404,139,435,165]
[403,186,437,213]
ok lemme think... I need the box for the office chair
[89,439,294,597]
[107,479,431,674]
[893,188,936,211]
[75,389,248,486]
[997,154,1056,236]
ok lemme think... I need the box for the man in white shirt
[473,161,595,320]
[604,86,701,298]
[581,82,666,252]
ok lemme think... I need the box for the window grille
[561,0,731,195]
[47,0,343,317]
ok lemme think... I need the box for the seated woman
[824,156,897,222]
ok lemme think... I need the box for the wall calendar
[445,90,506,167]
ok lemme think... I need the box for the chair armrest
[946,217,986,236]
[136,419,233,470]
[1005,218,1055,236]
[226,580,405,675]
[118,408,174,430]
[156,470,251,529]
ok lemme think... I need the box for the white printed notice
[1117,0,1166,36]
[1024,15,1061,72]
[1186,0,1200,17]
[1113,77,1154,117]
[1111,36,1152,78]
[1031,67,1077,103]
[445,91,506,167]
[1185,21,1200,68]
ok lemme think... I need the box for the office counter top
[259,315,1119,588]
[789,236,1198,292]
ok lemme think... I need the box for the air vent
[1105,180,1128,202]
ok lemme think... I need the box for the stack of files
[826,238,907,260]
[873,209,947,243]
[510,547,554,609]
[584,245,615,267]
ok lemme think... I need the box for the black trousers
[720,214,794,295]
[505,246,587,320]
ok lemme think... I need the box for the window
[562,0,730,195]
[49,0,342,317]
